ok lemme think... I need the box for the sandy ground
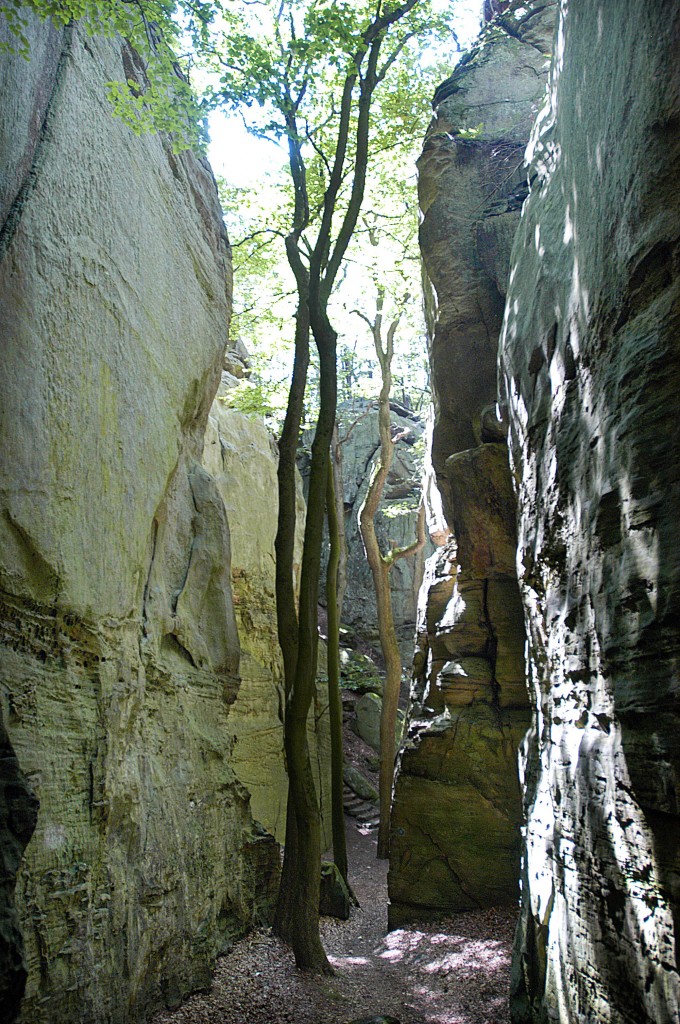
[153,814,516,1024]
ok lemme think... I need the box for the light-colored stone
[0,16,280,1024]
[351,693,405,755]
[202,401,331,845]
[310,399,430,645]
[418,0,558,475]
[389,0,554,925]
[499,2,680,1020]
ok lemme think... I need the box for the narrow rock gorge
[389,0,556,927]
[1,1,679,1022]
[0,12,328,1023]
[391,1,679,1019]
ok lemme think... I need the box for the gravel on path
[153,818,516,1024]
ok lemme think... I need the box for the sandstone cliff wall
[0,15,281,1023]
[499,2,680,1021]
[388,1,555,927]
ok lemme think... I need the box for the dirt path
[153,818,516,1024]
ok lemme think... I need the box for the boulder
[319,861,351,920]
[343,765,379,803]
[352,693,405,754]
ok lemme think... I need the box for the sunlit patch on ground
[153,822,515,1023]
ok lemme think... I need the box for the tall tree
[284,1,422,970]
[325,456,348,887]
[206,0,451,971]
[202,0,446,970]
[5,0,453,972]
[211,0,447,954]
[355,287,426,858]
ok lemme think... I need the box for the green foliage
[457,120,484,139]
[0,0,212,150]
[218,373,289,426]
[218,175,293,358]
[207,0,456,421]
[380,496,420,519]
[338,648,383,694]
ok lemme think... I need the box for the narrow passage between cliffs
[153,817,514,1024]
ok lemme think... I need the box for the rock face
[203,399,331,845]
[499,3,680,1021]
[313,399,428,656]
[388,1,556,928]
[0,723,38,1022]
[0,15,281,1024]
[419,1,557,477]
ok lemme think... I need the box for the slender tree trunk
[358,419,401,860]
[330,425,348,621]
[357,299,426,859]
[272,0,421,968]
[275,308,337,973]
[273,299,309,945]
[275,299,310,686]
[326,456,349,885]
[359,494,402,859]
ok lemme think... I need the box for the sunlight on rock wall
[499,2,680,1020]
[0,13,279,1023]
[203,398,331,846]
[389,0,556,928]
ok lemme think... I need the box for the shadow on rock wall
[500,2,680,1020]
[388,0,557,929]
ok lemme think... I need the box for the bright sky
[204,0,486,413]
[207,0,484,188]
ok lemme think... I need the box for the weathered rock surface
[0,722,38,1022]
[312,399,429,657]
[499,3,680,1021]
[319,861,351,921]
[351,693,405,756]
[203,399,331,845]
[0,15,280,1024]
[419,1,557,477]
[389,1,555,926]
